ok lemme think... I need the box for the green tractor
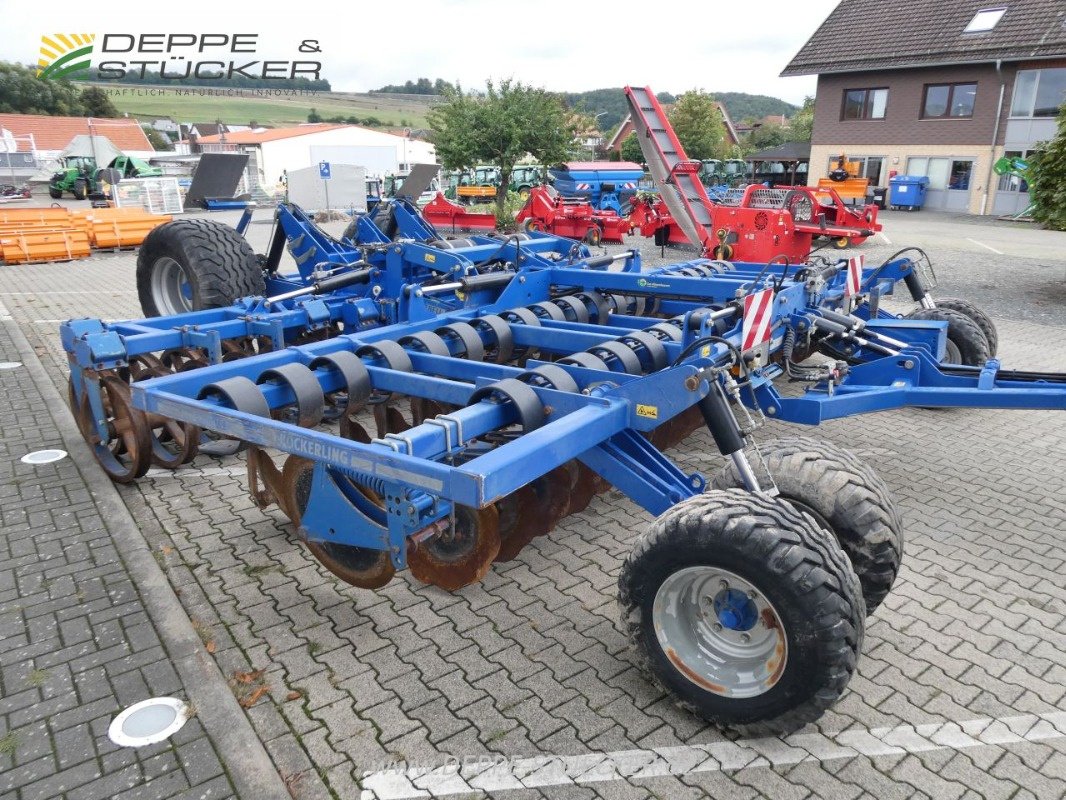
[48,155,163,200]
[48,156,98,200]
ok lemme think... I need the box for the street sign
[319,161,331,180]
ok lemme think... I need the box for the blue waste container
[889,175,930,211]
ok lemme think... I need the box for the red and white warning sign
[742,288,774,351]
[844,254,864,297]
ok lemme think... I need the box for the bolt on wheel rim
[151,256,194,315]
[653,566,787,699]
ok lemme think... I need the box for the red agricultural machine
[625,87,882,259]
[515,185,629,245]
[421,192,498,233]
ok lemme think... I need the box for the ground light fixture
[20,449,67,465]
[107,697,190,747]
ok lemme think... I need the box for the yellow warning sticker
[701,345,711,357]
[636,404,659,419]
[424,253,436,263]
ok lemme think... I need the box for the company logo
[36,33,323,82]
[37,34,96,80]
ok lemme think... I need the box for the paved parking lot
[1,208,1065,799]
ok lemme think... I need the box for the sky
[0,0,840,104]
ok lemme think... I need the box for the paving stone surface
[0,314,238,799]
[1,211,1064,799]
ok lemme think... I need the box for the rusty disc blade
[308,540,396,589]
[282,456,396,589]
[407,505,500,590]
[493,485,539,562]
[567,462,598,516]
[80,376,152,483]
[385,406,411,434]
[248,447,286,515]
[341,413,372,443]
[278,454,315,526]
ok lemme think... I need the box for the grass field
[96,85,437,128]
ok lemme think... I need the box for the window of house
[825,155,886,186]
[841,88,888,120]
[907,157,974,190]
[964,7,1006,33]
[922,83,977,118]
[1010,68,1066,117]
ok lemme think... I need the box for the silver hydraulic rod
[729,450,762,493]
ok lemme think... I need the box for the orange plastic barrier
[0,229,91,264]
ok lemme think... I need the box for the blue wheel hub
[713,588,758,631]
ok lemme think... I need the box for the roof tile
[782,0,1066,76]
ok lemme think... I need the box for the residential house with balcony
[782,0,1065,214]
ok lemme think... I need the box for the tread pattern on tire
[136,219,264,317]
[618,489,864,736]
[712,436,903,612]
[906,306,990,366]
[933,297,998,356]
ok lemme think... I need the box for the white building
[195,123,436,186]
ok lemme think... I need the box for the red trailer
[514,185,628,244]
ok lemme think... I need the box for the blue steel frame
[120,258,1065,570]
[61,201,1066,573]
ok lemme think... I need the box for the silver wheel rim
[653,566,788,699]
[151,256,194,315]
[942,338,962,365]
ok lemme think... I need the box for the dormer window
[964,7,1006,33]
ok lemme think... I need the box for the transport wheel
[284,456,396,589]
[932,297,998,356]
[137,219,264,317]
[408,505,501,590]
[48,186,63,199]
[618,490,864,735]
[72,179,88,200]
[523,218,544,233]
[71,375,152,483]
[712,437,903,613]
[584,224,603,246]
[341,213,364,242]
[906,307,990,367]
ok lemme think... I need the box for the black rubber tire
[619,489,864,735]
[48,186,63,199]
[584,224,603,246]
[933,297,998,356]
[906,307,990,366]
[72,179,88,200]
[136,219,264,318]
[341,214,363,243]
[712,437,903,613]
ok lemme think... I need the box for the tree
[141,124,172,151]
[307,108,322,123]
[620,132,644,164]
[1029,104,1066,230]
[80,86,119,117]
[746,122,788,151]
[0,61,87,115]
[429,79,579,217]
[668,90,726,160]
[788,96,815,143]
